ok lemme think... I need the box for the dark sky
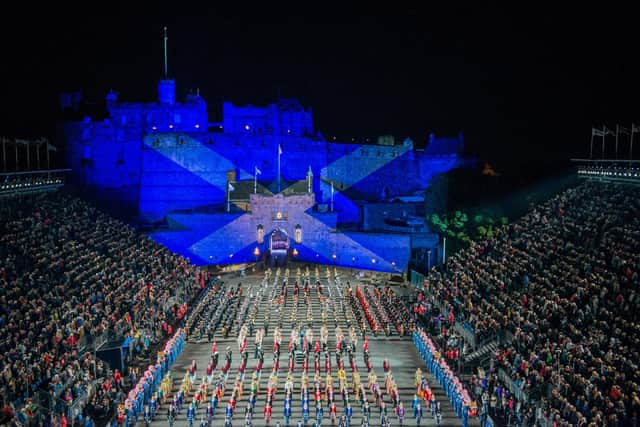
[1,4,638,178]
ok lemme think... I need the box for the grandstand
[413,180,640,426]
[2,159,640,427]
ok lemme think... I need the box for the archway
[267,228,290,267]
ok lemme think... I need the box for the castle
[60,46,466,273]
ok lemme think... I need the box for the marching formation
[139,266,447,427]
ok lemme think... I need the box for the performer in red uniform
[263,402,272,424]
[329,401,337,424]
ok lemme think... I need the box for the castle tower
[158,79,176,104]
[158,26,175,104]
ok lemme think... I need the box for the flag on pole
[603,126,615,135]
[633,123,640,132]
[47,143,58,152]
[255,166,262,175]
[592,128,604,137]
[618,125,631,135]
[228,183,235,192]
[330,181,334,195]
[308,165,313,176]
[278,144,282,155]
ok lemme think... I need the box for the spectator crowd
[416,181,640,426]
[0,192,206,426]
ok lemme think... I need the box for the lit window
[168,124,174,129]
[195,124,200,129]
[152,126,157,131]
[245,124,250,130]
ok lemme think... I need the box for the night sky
[1,5,638,181]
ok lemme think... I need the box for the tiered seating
[0,192,205,425]
[416,181,640,426]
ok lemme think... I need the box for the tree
[427,209,509,251]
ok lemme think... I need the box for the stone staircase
[463,340,499,366]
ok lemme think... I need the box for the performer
[283,400,292,426]
[382,358,390,373]
[264,401,272,425]
[329,400,337,425]
[396,402,405,426]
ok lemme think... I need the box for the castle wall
[62,91,463,271]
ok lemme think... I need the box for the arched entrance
[266,228,290,267]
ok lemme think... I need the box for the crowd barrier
[497,367,530,405]
[413,328,476,427]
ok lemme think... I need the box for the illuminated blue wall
[62,84,464,272]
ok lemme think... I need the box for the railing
[66,390,88,427]
[454,321,477,348]
[572,159,640,183]
[410,269,425,287]
[497,367,530,404]
[0,169,69,196]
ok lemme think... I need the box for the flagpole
[442,236,446,264]
[163,27,168,78]
[330,181,334,212]
[227,182,231,212]
[615,124,619,159]
[590,131,594,159]
[36,141,41,170]
[254,169,257,194]
[277,144,281,193]
[26,141,30,171]
[46,141,50,170]
[602,125,607,160]
[2,138,6,171]
[631,125,635,163]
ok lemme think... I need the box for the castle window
[178,137,185,145]
[257,224,264,244]
[295,224,302,244]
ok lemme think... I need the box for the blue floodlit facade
[61,78,465,273]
